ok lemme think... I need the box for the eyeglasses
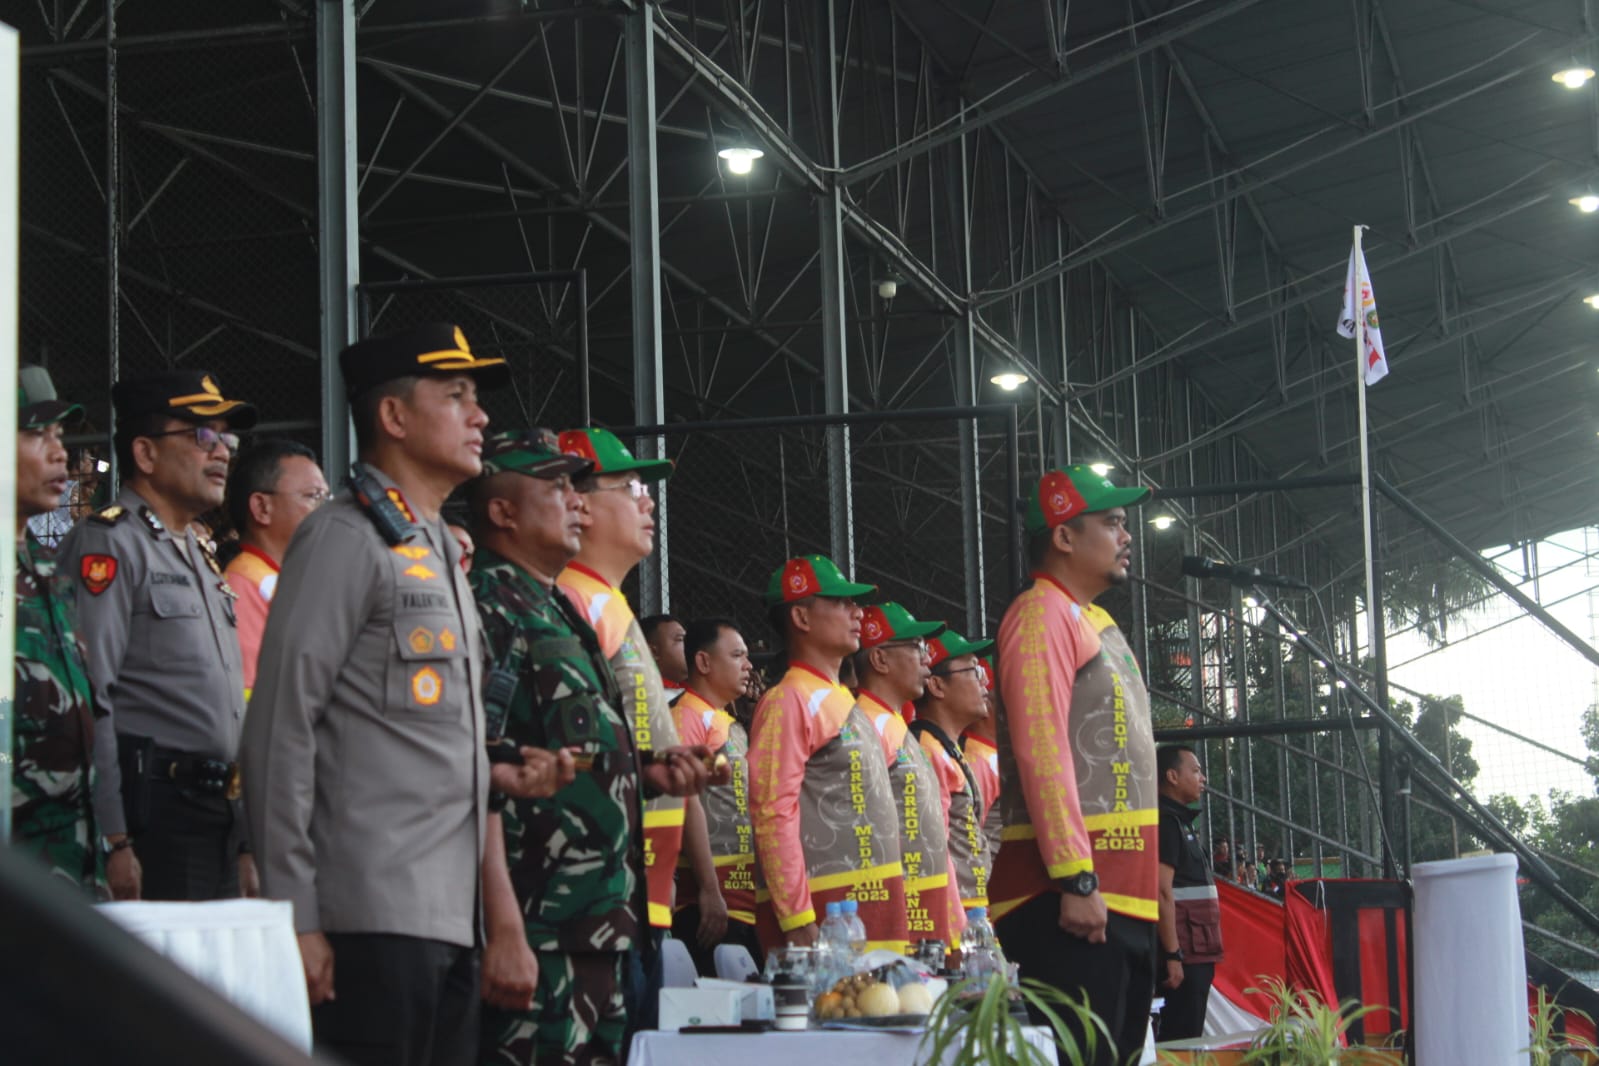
[936,666,982,679]
[882,639,928,656]
[146,425,240,454]
[264,489,332,507]
[584,478,650,500]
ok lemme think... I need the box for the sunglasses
[146,425,240,453]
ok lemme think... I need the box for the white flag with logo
[1337,244,1389,386]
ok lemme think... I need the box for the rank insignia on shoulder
[138,507,165,535]
[80,554,118,596]
[89,505,127,526]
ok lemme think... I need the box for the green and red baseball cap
[1025,465,1151,534]
[764,554,876,606]
[927,629,994,670]
[481,428,594,480]
[19,365,82,429]
[859,601,946,650]
[558,427,674,482]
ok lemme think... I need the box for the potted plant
[1527,987,1597,1066]
[917,972,1114,1066]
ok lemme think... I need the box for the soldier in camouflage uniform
[11,365,105,893]
[468,430,710,1066]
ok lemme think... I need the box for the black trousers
[1156,961,1215,1042]
[314,933,481,1066]
[669,906,765,980]
[996,894,1156,1066]
[138,778,238,901]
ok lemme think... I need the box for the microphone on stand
[1180,555,1310,590]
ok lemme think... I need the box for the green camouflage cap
[859,602,946,649]
[481,428,594,479]
[558,427,673,483]
[19,365,82,429]
[764,554,875,606]
[1025,465,1151,534]
[927,629,995,670]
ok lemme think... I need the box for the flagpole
[1353,224,1377,662]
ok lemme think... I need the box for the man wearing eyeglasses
[749,556,907,952]
[59,370,257,902]
[853,603,959,950]
[908,631,994,939]
[221,439,329,701]
[556,427,716,1032]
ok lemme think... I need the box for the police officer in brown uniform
[243,324,573,1066]
[60,370,256,902]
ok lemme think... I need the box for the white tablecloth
[629,1025,1059,1066]
[99,898,312,1052]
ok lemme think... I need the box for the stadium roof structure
[11,0,1599,617]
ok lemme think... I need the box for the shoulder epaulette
[89,505,127,526]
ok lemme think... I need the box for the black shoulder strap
[909,718,979,801]
[346,464,416,546]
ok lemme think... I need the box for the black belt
[152,747,241,800]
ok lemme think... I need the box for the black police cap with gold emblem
[112,370,258,429]
[340,323,511,399]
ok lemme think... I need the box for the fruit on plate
[857,981,900,1017]
[896,982,933,1015]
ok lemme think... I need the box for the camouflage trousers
[479,950,626,1066]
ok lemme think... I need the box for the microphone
[1180,555,1310,590]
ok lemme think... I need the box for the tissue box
[697,978,773,1021]
[657,988,745,1031]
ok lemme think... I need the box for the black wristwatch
[1164,948,1185,963]
[1059,871,1099,897]
[101,836,134,855]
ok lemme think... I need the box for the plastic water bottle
[818,901,852,985]
[820,901,852,954]
[962,906,1003,980]
[841,898,868,955]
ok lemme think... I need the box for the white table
[99,898,312,1052]
[629,1025,1059,1066]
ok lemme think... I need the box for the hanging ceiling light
[1553,66,1595,89]
[990,371,1028,390]
[1571,193,1599,212]
[1148,514,1175,531]
[717,145,764,175]
[1088,462,1113,476]
[1584,294,1599,309]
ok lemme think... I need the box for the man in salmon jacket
[991,466,1158,1066]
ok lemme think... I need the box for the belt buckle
[225,763,242,802]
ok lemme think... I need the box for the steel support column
[954,124,983,635]
[317,0,357,478]
[105,0,120,486]
[627,3,667,613]
[815,0,853,571]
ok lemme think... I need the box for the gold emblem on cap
[453,326,471,354]
[201,375,220,396]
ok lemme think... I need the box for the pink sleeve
[228,575,269,696]
[672,703,707,747]
[998,589,1096,881]
[748,684,817,931]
